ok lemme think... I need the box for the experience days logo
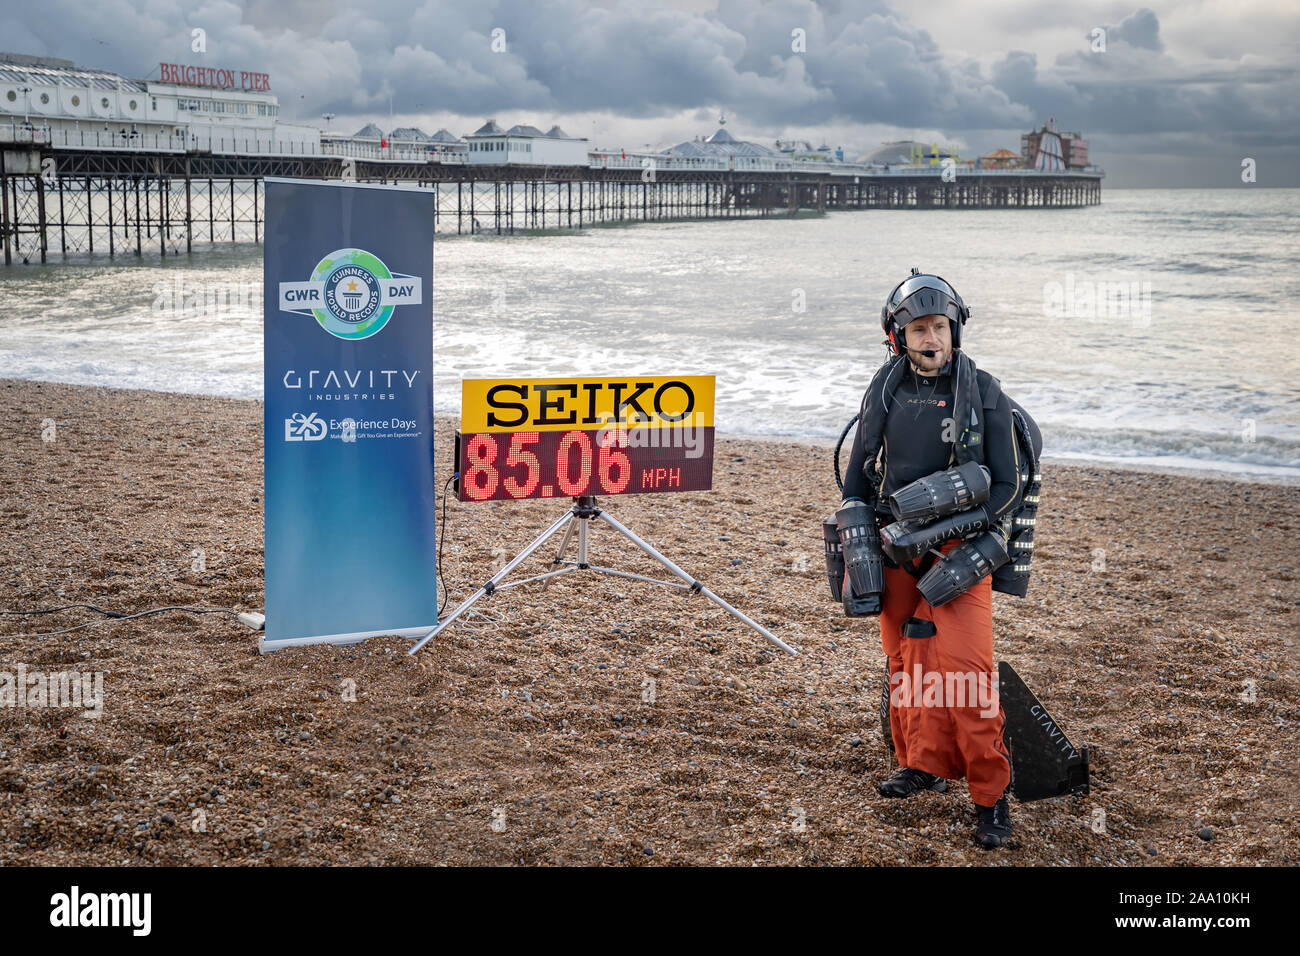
[278,248,423,340]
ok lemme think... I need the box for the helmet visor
[889,275,962,328]
[890,275,958,306]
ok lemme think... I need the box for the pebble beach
[0,377,1295,866]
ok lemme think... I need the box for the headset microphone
[903,344,937,357]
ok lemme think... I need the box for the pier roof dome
[389,127,430,142]
[666,126,779,160]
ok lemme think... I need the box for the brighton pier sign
[158,62,271,92]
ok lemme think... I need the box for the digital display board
[457,375,715,502]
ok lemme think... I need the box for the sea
[2,187,1298,481]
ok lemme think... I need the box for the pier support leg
[133,176,142,256]
[36,168,47,263]
[1,172,10,266]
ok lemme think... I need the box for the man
[840,270,1022,849]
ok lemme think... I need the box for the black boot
[975,796,1012,848]
[877,767,948,798]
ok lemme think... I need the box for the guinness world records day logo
[311,248,394,340]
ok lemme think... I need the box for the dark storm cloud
[1108,7,1163,52]
[999,22,1299,140]
[4,0,1297,184]
[0,0,1029,125]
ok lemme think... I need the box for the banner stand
[260,179,438,653]
[408,496,796,656]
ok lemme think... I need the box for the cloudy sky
[4,0,1297,186]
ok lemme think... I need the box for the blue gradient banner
[261,179,437,651]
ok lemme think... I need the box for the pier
[0,138,1102,263]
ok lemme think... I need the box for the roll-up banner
[261,179,437,652]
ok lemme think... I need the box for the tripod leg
[409,510,576,654]
[541,518,578,590]
[550,518,577,567]
[594,510,797,656]
[695,584,795,655]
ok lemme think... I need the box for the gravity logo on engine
[278,248,422,340]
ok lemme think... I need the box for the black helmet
[880,267,971,355]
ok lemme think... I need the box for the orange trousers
[879,540,1011,806]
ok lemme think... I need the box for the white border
[259,624,432,654]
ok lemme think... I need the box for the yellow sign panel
[461,375,715,432]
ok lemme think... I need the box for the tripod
[408,496,795,655]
